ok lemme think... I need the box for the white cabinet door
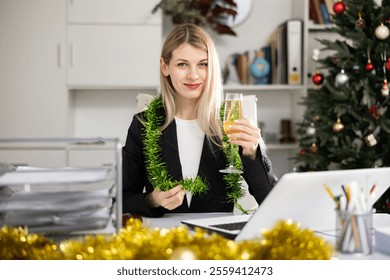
[68,0,160,24]
[67,25,161,87]
[0,0,69,138]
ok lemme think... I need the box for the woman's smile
[184,82,201,89]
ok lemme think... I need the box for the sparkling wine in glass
[220,93,243,174]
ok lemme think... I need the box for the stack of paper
[0,166,111,185]
[0,166,115,233]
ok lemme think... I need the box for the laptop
[181,167,390,241]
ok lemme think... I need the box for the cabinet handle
[69,43,74,68]
[57,44,62,68]
[69,43,75,68]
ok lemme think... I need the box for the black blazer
[122,112,277,217]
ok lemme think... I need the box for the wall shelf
[223,84,305,92]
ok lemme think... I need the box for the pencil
[324,184,336,202]
[351,215,360,251]
[345,184,351,202]
[369,183,377,195]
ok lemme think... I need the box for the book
[319,0,331,24]
[309,0,321,24]
[236,52,250,85]
[250,46,272,85]
[324,0,335,17]
[312,0,324,24]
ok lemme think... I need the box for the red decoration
[333,1,346,14]
[368,105,380,120]
[312,72,324,85]
[365,61,374,71]
[386,58,390,71]
[299,148,306,155]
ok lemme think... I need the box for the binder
[285,19,303,85]
[268,28,280,84]
[277,23,287,84]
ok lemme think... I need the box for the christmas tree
[295,0,390,171]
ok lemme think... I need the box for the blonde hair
[160,23,223,143]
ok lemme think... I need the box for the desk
[141,212,390,260]
[142,212,235,229]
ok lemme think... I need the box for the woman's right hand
[145,185,185,210]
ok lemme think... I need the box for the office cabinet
[0,0,69,138]
[67,0,160,24]
[66,0,161,88]
[67,25,161,88]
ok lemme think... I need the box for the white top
[175,117,205,207]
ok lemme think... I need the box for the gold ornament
[310,143,318,153]
[355,12,366,29]
[0,219,333,260]
[312,115,321,121]
[333,118,344,132]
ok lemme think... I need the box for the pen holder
[336,210,373,255]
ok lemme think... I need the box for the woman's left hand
[226,119,261,160]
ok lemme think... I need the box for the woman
[122,23,277,217]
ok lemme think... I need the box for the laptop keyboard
[210,221,247,231]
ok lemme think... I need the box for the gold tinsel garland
[0,219,333,260]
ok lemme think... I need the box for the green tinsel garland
[143,95,244,203]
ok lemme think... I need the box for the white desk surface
[140,212,390,260]
[142,212,235,229]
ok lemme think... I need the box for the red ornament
[365,61,374,72]
[368,105,380,120]
[386,58,390,71]
[333,1,346,14]
[312,71,324,85]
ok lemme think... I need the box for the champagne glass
[220,93,244,174]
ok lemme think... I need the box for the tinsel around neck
[142,94,244,204]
